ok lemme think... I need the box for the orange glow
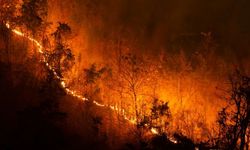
[5,20,233,144]
[5,22,149,135]
[151,128,159,135]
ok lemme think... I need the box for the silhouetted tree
[47,23,75,77]
[81,64,106,101]
[139,98,171,134]
[21,0,49,36]
[217,70,250,150]
[52,23,72,44]
[117,53,150,125]
[150,98,171,133]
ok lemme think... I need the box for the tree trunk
[133,89,139,126]
[240,112,249,150]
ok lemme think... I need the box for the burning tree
[150,99,171,133]
[115,53,151,125]
[0,0,20,24]
[21,0,49,37]
[47,23,75,77]
[81,64,107,101]
[139,98,171,135]
[217,70,250,150]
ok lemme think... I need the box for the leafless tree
[217,70,250,150]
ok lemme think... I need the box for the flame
[6,23,10,29]
[93,100,105,107]
[5,23,143,133]
[151,128,159,134]
[4,23,183,146]
[150,127,178,144]
[61,81,66,87]
[169,136,178,144]
[12,29,24,36]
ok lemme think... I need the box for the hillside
[0,25,135,150]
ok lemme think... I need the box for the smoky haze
[48,0,250,59]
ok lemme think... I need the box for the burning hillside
[0,0,249,149]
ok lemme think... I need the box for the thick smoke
[48,0,250,58]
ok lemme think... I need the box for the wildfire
[151,128,159,134]
[6,23,10,29]
[5,23,184,147]
[5,22,147,136]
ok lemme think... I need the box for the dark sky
[50,0,250,57]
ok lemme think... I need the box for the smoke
[48,0,250,57]
[45,0,250,141]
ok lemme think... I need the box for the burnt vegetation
[0,0,249,150]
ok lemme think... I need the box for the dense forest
[0,0,249,149]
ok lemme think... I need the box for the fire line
[5,23,179,143]
[5,23,138,125]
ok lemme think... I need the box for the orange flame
[5,23,154,136]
